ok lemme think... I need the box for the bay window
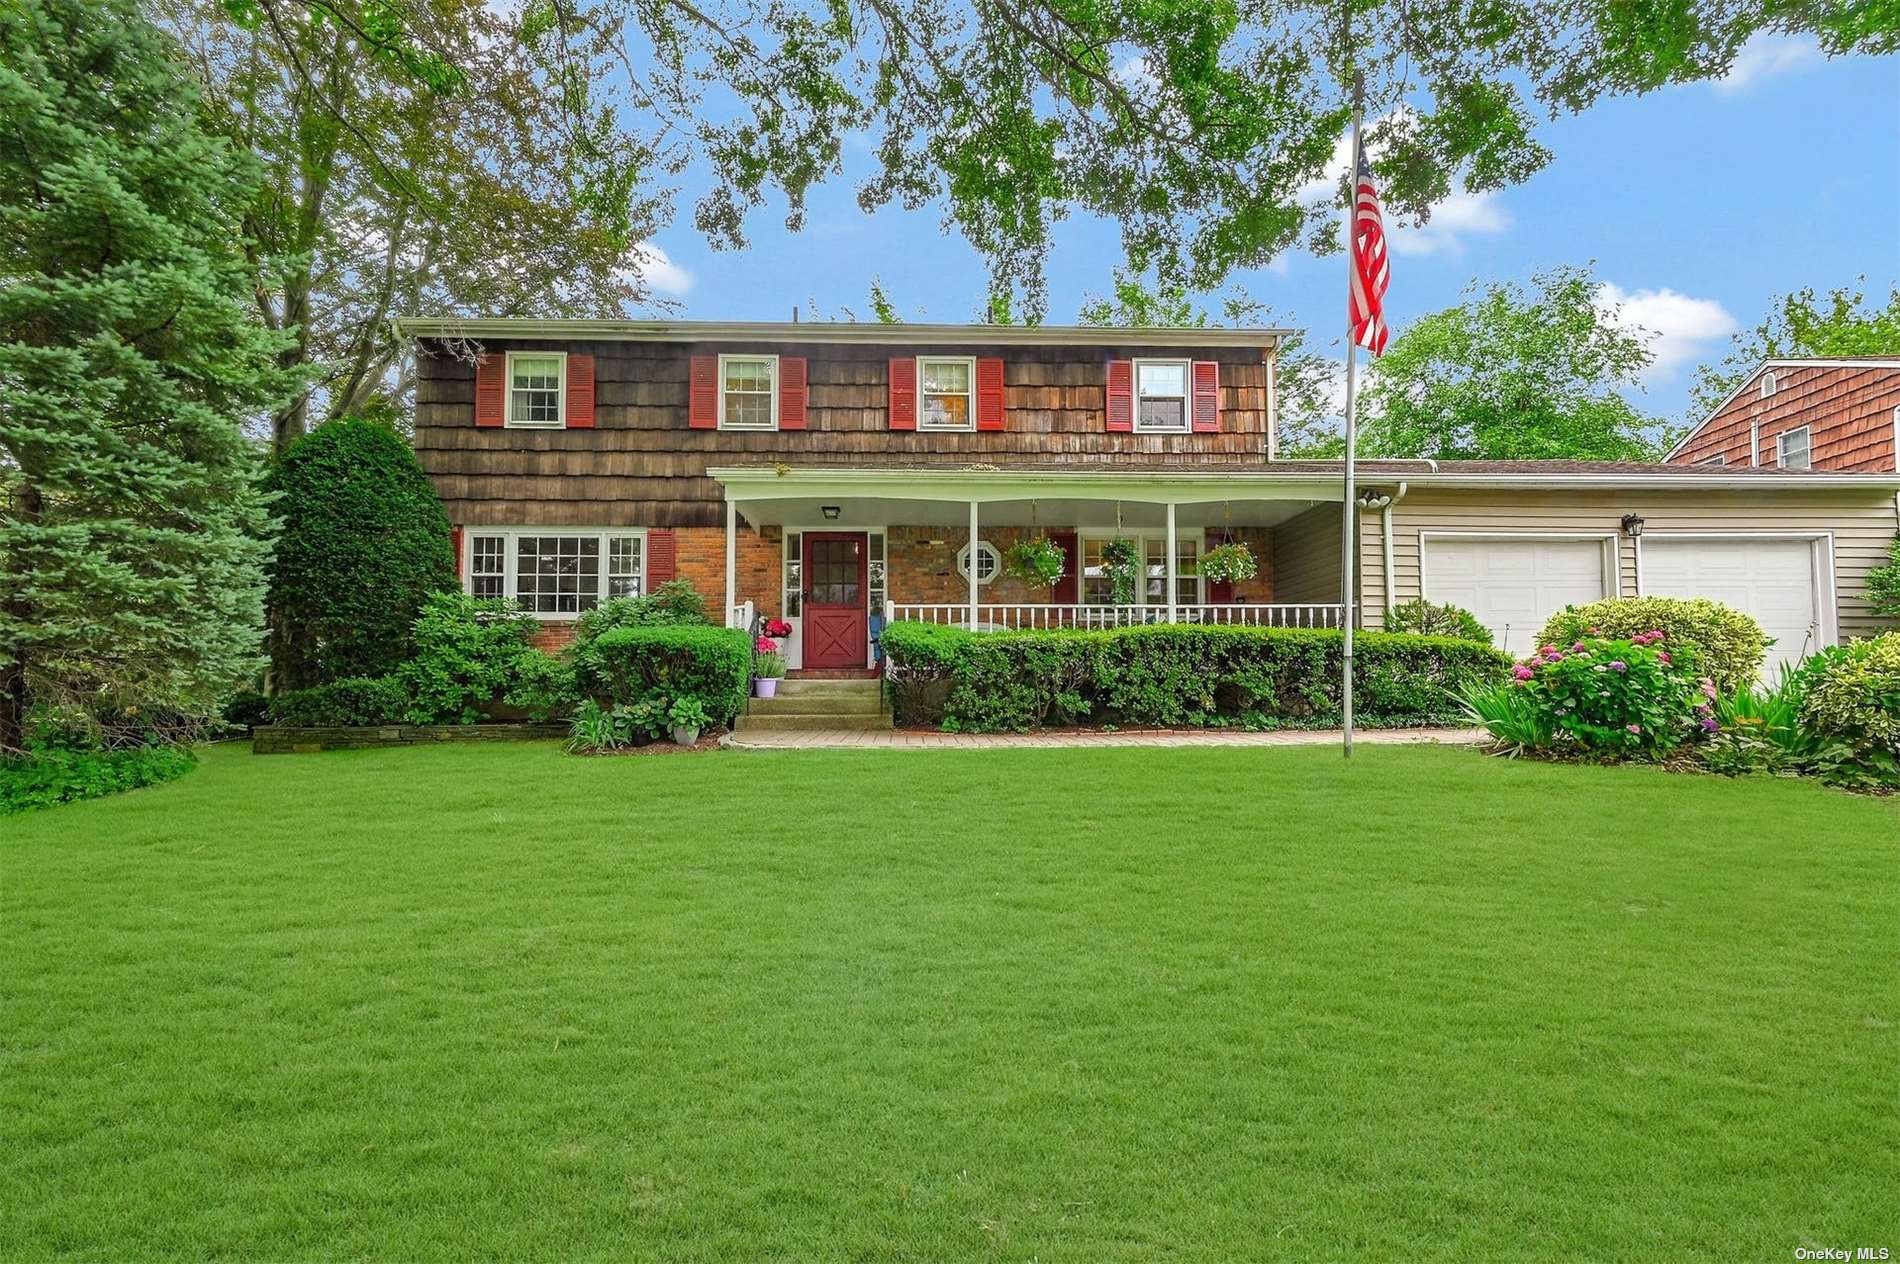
[463,529,646,617]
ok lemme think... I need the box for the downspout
[1264,341,1280,462]
[1382,482,1408,619]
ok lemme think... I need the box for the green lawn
[4,742,1896,1261]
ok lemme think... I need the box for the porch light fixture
[1621,513,1645,538]
[821,505,842,520]
[1357,488,1392,510]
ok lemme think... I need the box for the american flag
[1347,147,1390,356]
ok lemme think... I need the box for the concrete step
[774,678,882,698]
[749,693,885,716]
[735,711,894,733]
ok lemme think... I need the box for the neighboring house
[398,320,1900,672]
[1666,358,1900,472]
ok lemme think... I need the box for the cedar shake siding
[1669,362,1900,473]
[412,338,1275,528]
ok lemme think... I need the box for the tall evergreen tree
[0,0,296,750]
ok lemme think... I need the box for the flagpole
[1341,70,1363,759]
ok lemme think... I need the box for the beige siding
[1273,504,1348,605]
[1359,487,1900,640]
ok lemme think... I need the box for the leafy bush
[394,592,541,724]
[1387,599,1492,645]
[571,625,750,725]
[566,698,665,752]
[1507,631,1709,757]
[572,581,712,646]
[1537,597,1766,692]
[1,745,196,814]
[1796,633,1900,788]
[265,417,454,688]
[222,691,271,732]
[1867,535,1900,618]
[266,676,411,727]
[1699,664,1812,775]
[880,622,1510,732]
[502,650,578,723]
[1456,680,1554,755]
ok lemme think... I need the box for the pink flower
[1512,665,1535,681]
[1647,629,1665,641]
[1626,724,1642,734]
[1571,642,1587,653]
[1587,626,1602,636]
[1699,678,1718,700]
[755,635,780,653]
[1655,650,1671,664]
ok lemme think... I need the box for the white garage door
[1641,537,1824,673]
[1422,536,1611,657]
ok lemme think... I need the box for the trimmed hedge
[1386,599,1492,645]
[2,745,196,814]
[1536,597,1766,692]
[881,622,1511,732]
[572,625,751,725]
[267,676,410,727]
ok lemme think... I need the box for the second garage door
[1640,536,1826,672]
[1422,536,1612,656]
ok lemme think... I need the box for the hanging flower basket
[1002,535,1066,588]
[1100,537,1139,605]
[1199,540,1258,586]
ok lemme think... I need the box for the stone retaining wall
[253,724,569,754]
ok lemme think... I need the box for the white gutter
[393,316,1292,350]
[1383,481,1408,617]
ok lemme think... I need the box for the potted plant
[754,636,786,697]
[1199,540,1258,587]
[668,695,712,746]
[1002,535,1066,588]
[761,616,792,639]
[625,697,665,747]
[1100,537,1139,604]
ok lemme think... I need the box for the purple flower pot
[755,677,780,698]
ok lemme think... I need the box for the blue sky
[629,36,1900,424]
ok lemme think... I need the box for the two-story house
[400,320,1900,670]
[1667,358,1900,472]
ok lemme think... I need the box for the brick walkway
[723,726,1485,750]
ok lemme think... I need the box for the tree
[242,0,1895,322]
[154,0,666,453]
[0,0,296,751]
[265,418,454,688]
[1687,283,1900,419]
[1358,266,1665,461]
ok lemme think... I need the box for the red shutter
[647,529,676,585]
[779,356,808,430]
[976,357,1005,431]
[888,357,917,430]
[1051,531,1079,604]
[1105,360,1133,431]
[474,353,504,427]
[688,355,718,429]
[565,354,595,428]
[1191,360,1220,432]
[449,526,464,580]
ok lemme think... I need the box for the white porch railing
[727,600,755,631]
[888,603,1343,631]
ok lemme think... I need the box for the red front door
[802,533,868,669]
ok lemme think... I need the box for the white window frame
[1075,530,1205,605]
[1759,371,1778,399]
[717,353,779,431]
[1132,358,1192,433]
[956,538,1001,585]
[1695,454,1726,467]
[1777,425,1812,470]
[461,527,648,620]
[505,350,566,429]
[917,355,978,432]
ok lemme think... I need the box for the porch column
[724,499,736,623]
[968,500,980,630]
[1165,502,1177,624]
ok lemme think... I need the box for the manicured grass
[4,742,1896,1261]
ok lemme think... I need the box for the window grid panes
[723,357,776,428]
[1778,427,1811,470]
[510,355,563,425]
[783,532,802,616]
[608,536,644,598]
[1135,360,1188,431]
[515,535,600,614]
[920,358,974,430]
[867,532,886,611]
[807,537,861,605]
[1082,535,1202,605]
[470,535,505,599]
[958,540,1000,584]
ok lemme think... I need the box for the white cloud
[1595,283,1739,379]
[1298,109,1511,257]
[1714,34,1822,96]
[623,243,694,298]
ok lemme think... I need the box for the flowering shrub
[1001,535,1067,587]
[1502,630,1708,757]
[761,617,793,638]
[754,635,787,679]
[1536,597,1765,693]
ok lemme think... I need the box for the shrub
[265,417,454,688]
[879,622,1510,732]
[1,745,196,815]
[572,581,712,646]
[267,676,410,726]
[503,650,579,723]
[1507,631,1709,757]
[1796,634,1900,788]
[394,591,541,724]
[571,625,750,725]
[1537,597,1766,692]
[222,691,271,732]
[1387,599,1492,645]
[1456,680,1555,755]
[566,698,665,752]
[1866,535,1900,618]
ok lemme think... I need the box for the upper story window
[719,354,778,429]
[507,351,565,427]
[1777,425,1811,470]
[1759,371,1778,399]
[1134,359,1190,432]
[1694,454,1726,467]
[919,356,976,430]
